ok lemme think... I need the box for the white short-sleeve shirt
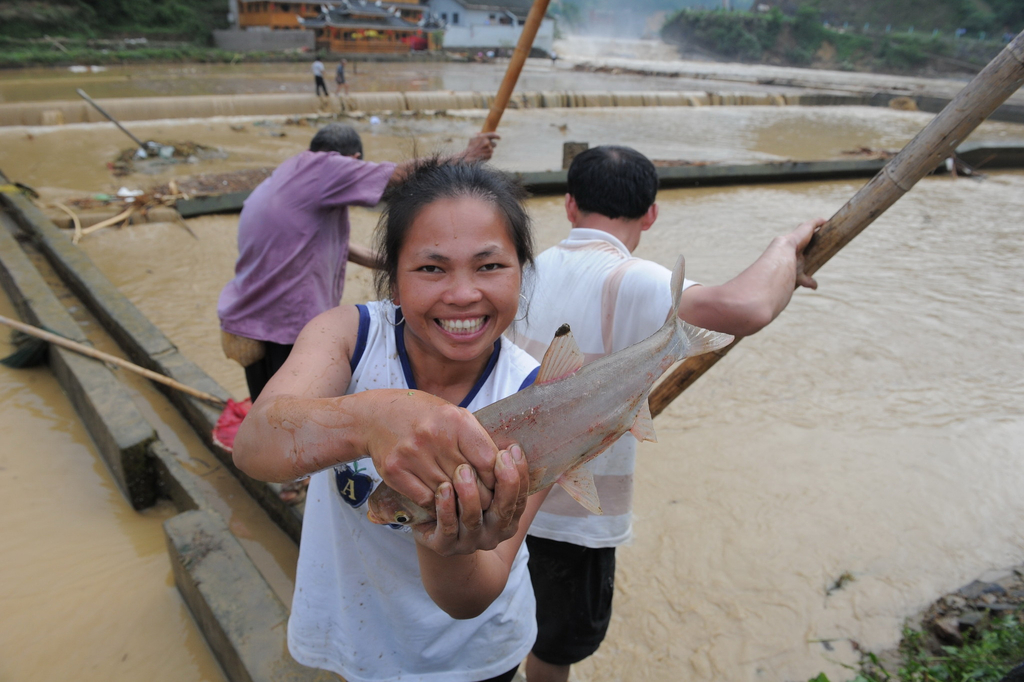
[510,229,696,548]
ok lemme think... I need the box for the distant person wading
[312,57,328,96]
[335,59,349,96]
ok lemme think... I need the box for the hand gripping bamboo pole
[0,314,227,408]
[481,0,553,134]
[649,31,1024,418]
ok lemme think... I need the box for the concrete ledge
[9,87,1012,127]
[0,211,158,508]
[0,186,175,360]
[0,172,303,543]
[165,510,333,682]
[212,29,315,52]
[150,441,212,513]
[869,92,1024,124]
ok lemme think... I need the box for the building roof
[299,1,422,30]
[440,0,538,20]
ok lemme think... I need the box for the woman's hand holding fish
[413,444,530,557]
[365,389,500,512]
[415,444,538,620]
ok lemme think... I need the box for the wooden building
[237,1,435,54]
[236,2,322,30]
[300,2,436,54]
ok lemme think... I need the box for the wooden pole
[649,31,1024,418]
[0,314,227,408]
[76,88,148,150]
[481,0,553,134]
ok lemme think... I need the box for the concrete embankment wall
[3,88,1022,128]
[212,28,315,52]
[0,207,158,509]
[0,174,304,544]
[0,89,859,127]
[1,177,323,682]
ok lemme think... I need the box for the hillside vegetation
[784,0,1022,36]
[0,0,229,43]
[661,1,1020,75]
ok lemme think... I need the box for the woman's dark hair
[309,122,363,158]
[567,145,658,220]
[373,158,534,300]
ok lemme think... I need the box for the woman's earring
[387,302,403,327]
[514,293,529,323]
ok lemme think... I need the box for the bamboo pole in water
[481,0,553,134]
[0,314,227,408]
[76,88,148,150]
[649,31,1024,418]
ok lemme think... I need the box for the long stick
[481,0,552,134]
[76,88,148,150]
[0,314,227,408]
[649,31,1024,418]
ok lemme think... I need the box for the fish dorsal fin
[536,324,585,385]
[667,255,685,324]
[556,463,603,515]
[630,399,658,443]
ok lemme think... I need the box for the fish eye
[395,512,410,524]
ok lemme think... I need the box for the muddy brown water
[2,66,1024,681]
[0,57,809,105]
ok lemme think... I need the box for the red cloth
[212,397,251,453]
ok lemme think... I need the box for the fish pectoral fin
[630,400,658,443]
[536,324,585,385]
[556,464,603,515]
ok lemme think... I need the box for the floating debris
[826,571,855,596]
[842,146,898,160]
[888,96,919,111]
[651,159,717,167]
[149,168,274,197]
[109,141,229,177]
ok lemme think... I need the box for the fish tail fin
[667,255,735,358]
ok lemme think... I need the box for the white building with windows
[426,0,554,54]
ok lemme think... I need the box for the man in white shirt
[511,146,823,682]
[312,57,327,96]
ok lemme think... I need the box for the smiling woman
[392,196,522,396]
[231,159,549,682]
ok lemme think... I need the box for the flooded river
[2,54,1024,682]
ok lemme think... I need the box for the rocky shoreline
[868,563,1024,678]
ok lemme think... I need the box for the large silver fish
[366,256,734,526]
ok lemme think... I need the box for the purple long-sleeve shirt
[218,150,395,345]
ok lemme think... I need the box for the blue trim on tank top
[393,307,501,409]
[518,366,539,391]
[350,304,370,371]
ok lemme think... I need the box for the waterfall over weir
[0,89,843,127]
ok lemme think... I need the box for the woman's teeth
[439,317,485,334]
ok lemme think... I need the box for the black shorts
[527,535,616,666]
[243,341,293,401]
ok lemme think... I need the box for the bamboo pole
[76,88,148,150]
[0,314,227,408]
[649,31,1024,418]
[481,0,553,134]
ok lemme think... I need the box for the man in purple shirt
[218,123,498,401]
